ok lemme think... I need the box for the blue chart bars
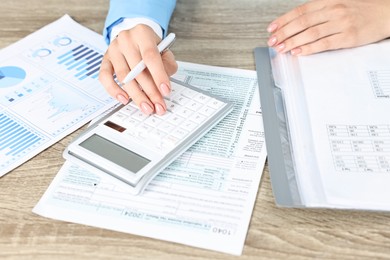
[0,113,42,157]
[57,44,103,80]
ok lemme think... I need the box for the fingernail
[268,36,277,46]
[291,48,302,56]
[155,103,166,115]
[140,102,154,114]
[276,43,285,52]
[117,94,128,105]
[267,23,278,33]
[160,83,170,97]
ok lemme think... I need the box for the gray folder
[254,47,303,207]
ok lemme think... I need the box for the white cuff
[110,18,163,43]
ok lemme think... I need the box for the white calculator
[64,78,233,194]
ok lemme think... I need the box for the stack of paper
[256,40,390,210]
[31,16,267,255]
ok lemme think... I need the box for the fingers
[268,9,329,49]
[279,20,341,55]
[100,39,156,115]
[99,24,177,115]
[161,50,178,76]
[139,40,172,97]
[290,32,345,56]
[267,0,390,56]
[267,0,326,34]
[122,79,155,115]
[99,53,129,105]
[267,0,348,55]
[117,31,168,115]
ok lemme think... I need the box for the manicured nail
[117,94,128,105]
[140,102,154,114]
[276,43,285,52]
[291,48,302,56]
[268,36,277,46]
[160,83,170,97]
[267,23,278,33]
[155,103,166,115]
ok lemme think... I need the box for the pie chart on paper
[0,66,26,88]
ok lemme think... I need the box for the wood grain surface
[1,0,390,259]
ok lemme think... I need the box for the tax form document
[272,39,390,210]
[33,62,267,255]
[0,15,116,176]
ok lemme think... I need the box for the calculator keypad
[107,82,226,151]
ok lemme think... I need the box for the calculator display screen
[79,134,150,173]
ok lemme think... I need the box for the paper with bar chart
[0,15,116,176]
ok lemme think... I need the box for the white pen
[121,33,176,86]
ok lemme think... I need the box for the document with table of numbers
[256,39,390,211]
[34,61,267,255]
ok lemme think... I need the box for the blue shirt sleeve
[104,0,177,44]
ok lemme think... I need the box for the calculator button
[171,128,189,139]
[159,121,176,133]
[207,98,225,109]
[176,106,194,118]
[185,100,203,111]
[171,81,185,92]
[121,105,138,116]
[144,116,163,128]
[162,135,180,149]
[193,92,211,104]
[121,117,140,129]
[131,111,150,121]
[137,123,153,138]
[199,106,216,117]
[165,100,180,112]
[154,110,172,120]
[124,128,138,137]
[150,128,167,140]
[169,82,185,99]
[181,121,198,132]
[181,88,198,99]
[171,94,190,106]
[110,112,127,124]
[166,115,185,126]
[191,113,207,124]
[138,133,162,151]
[149,129,168,150]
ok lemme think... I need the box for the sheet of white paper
[295,40,390,209]
[33,62,267,255]
[270,51,327,206]
[0,15,116,176]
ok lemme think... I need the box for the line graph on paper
[10,81,103,136]
[368,70,390,98]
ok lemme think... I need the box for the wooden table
[1,0,390,259]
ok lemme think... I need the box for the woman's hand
[99,24,178,115]
[267,0,390,55]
